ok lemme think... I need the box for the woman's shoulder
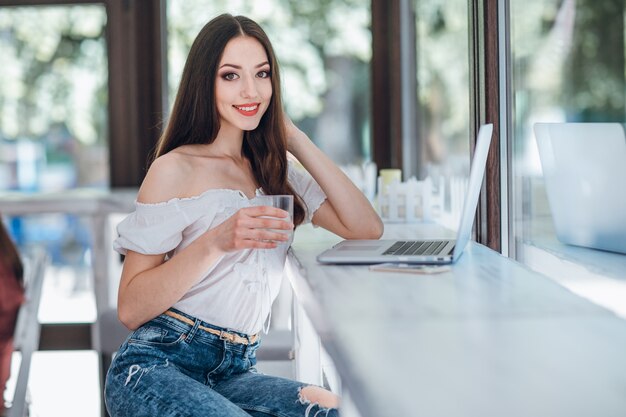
[138,147,238,204]
[137,151,203,204]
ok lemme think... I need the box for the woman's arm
[285,117,383,239]
[118,206,292,330]
[117,156,293,330]
[117,240,220,330]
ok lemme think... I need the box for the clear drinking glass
[251,195,294,243]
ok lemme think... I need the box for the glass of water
[251,195,294,243]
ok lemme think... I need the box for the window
[414,0,471,228]
[509,0,625,257]
[508,0,626,317]
[0,6,108,415]
[0,4,108,322]
[0,5,109,192]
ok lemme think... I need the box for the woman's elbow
[349,216,383,239]
[117,304,141,331]
[367,217,384,239]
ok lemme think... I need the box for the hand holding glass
[251,195,294,245]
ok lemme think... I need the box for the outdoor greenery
[0,6,107,145]
[0,5,108,190]
[415,0,470,172]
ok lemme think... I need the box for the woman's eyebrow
[219,61,270,70]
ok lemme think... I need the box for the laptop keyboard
[383,240,449,256]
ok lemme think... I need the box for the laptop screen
[452,123,493,260]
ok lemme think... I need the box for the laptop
[317,123,493,264]
[534,122,626,254]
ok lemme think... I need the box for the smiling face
[215,36,273,137]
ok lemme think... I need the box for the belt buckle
[219,330,233,343]
[220,330,245,344]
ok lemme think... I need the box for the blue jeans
[104,309,338,417]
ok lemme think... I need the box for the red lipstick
[233,103,260,116]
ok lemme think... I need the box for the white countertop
[287,223,626,417]
[0,188,137,215]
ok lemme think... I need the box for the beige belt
[163,310,259,345]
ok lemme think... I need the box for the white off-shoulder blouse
[113,162,327,335]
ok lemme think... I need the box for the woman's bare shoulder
[137,152,201,204]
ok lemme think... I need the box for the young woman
[0,218,24,414]
[105,13,382,417]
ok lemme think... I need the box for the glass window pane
[166,0,371,165]
[0,5,108,324]
[0,5,109,192]
[414,0,471,229]
[510,0,625,258]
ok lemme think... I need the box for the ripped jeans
[104,309,338,417]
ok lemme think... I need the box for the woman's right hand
[204,206,293,254]
[117,205,292,330]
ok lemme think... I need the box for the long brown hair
[154,14,305,225]
[0,216,23,285]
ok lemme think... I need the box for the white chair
[7,249,47,417]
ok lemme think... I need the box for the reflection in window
[414,0,470,228]
[166,0,371,165]
[510,0,625,256]
[0,5,108,192]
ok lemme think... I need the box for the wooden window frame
[371,0,502,252]
[469,0,502,252]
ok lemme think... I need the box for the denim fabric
[104,309,338,417]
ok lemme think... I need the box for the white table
[286,224,626,417]
[0,189,137,349]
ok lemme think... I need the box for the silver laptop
[534,122,626,254]
[317,123,493,264]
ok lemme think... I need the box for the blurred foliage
[0,5,107,145]
[563,0,625,121]
[513,0,625,124]
[415,0,470,169]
